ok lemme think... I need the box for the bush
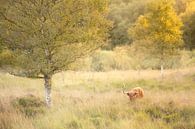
[70,46,195,71]
[180,50,195,68]
[145,102,195,126]
[91,50,117,71]
[145,103,180,123]
[12,95,45,117]
[91,49,132,71]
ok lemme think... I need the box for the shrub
[91,50,117,71]
[145,103,180,123]
[70,47,195,71]
[145,101,195,128]
[12,95,45,117]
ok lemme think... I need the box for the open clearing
[0,68,195,129]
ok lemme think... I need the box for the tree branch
[0,12,20,27]
[52,42,105,74]
[9,72,44,79]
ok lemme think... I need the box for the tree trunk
[44,75,52,107]
[136,66,141,78]
[160,64,164,79]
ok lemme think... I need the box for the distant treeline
[108,0,195,50]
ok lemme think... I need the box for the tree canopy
[106,0,195,49]
[129,0,183,75]
[0,0,111,106]
[0,0,111,77]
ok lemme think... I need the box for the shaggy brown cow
[123,87,144,101]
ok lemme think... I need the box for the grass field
[0,68,195,129]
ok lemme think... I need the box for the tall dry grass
[0,68,195,129]
[0,98,35,129]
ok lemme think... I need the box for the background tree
[107,0,193,48]
[127,40,154,74]
[0,0,13,68]
[0,0,111,107]
[181,0,195,50]
[107,0,152,48]
[129,0,183,78]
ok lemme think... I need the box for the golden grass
[53,67,195,86]
[0,67,195,129]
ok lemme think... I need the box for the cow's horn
[123,90,128,94]
[122,83,128,94]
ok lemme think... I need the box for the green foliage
[12,95,45,117]
[91,50,116,71]
[180,50,195,67]
[0,0,111,77]
[183,13,195,50]
[107,0,194,48]
[90,49,133,71]
[0,49,14,67]
[108,0,152,47]
[0,0,111,106]
[75,48,195,71]
[181,1,195,50]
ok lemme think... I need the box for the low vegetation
[1,0,195,129]
[73,49,195,71]
[12,95,45,117]
[0,68,195,129]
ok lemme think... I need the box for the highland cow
[123,87,144,101]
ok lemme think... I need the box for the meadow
[0,68,195,129]
[1,0,195,129]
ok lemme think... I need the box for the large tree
[129,0,183,77]
[0,0,111,107]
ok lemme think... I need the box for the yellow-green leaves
[129,0,183,62]
[0,0,112,77]
[128,15,150,41]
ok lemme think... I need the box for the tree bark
[44,75,52,107]
[160,64,164,79]
[136,66,141,77]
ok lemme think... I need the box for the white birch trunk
[160,64,164,79]
[44,75,52,107]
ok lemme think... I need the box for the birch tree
[129,0,183,78]
[0,0,111,107]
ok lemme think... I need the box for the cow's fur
[123,87,144,101]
